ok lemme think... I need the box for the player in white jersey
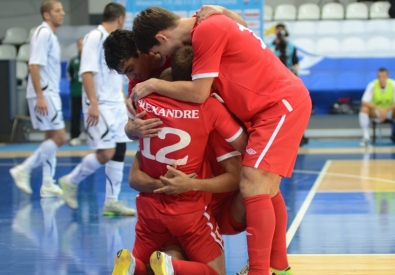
[10,0,66,197]
[59,3,135,216]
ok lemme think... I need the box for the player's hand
[155,166,197,195]
[131,78,156,104]
[125,111,163,138]
[36,95,49,116]
[196,5,223,24]
[126,97,136,118]
[87,103,100,127]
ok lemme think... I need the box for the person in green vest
[67,38,83,146]
[359,68,395,147]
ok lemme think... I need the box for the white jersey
[362,80,395,103]
[80,25,124,106]
[26,22,61,98]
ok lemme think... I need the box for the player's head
[77,38,83,54]
[171,46,193,81]
[102,2,126,29]
[377,68,389,87]
[133,7,181,57]
[103,29,153,81]
[40,0,65,28]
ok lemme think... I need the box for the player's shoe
[10,166,32,195]
[150,251,174,275]
[103,201,136,216]
[69,137,82,146]
[359,138,371,147]
[40,177,63,198]
[270,266,293,275]
[59,175,78,209]
[112,249,135,275]
[237,261,249,275]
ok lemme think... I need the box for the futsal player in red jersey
[130,7,312,275]
[111,46,247,275]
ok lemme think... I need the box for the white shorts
[27,93,65,131]
[83,102,129,150]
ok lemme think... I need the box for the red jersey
[128,57,172,97]
[137,94,242,215]
[191,15,310,122]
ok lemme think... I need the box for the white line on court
[286,160,332,248]
[293,169,395,184]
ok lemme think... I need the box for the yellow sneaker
[150,251,174,275]
[271,266,293,275]
[112,249,135,275]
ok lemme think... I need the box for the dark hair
[40,0,59,18]
[133,7,180,54]
[171,46,193,81]
[276,23,286,29]
[102,3,125,22]
[103,29,139,72]
[378,68,388,74]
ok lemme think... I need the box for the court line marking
[293,169,395,184]
[286,160,332,247]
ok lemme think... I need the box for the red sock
[270,192,289,270]
[172,260,218,275]
[244,194,275,275]
[134,257,149,275]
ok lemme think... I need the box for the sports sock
[42,151,57,187]
[105,160,124,204]
[359,112,370,140]
[19,139,58,174]
[244,194,275,275]
[134,257,149,275]
[68,153,102,185]
[270,192,289,270]
[172,260,218,275]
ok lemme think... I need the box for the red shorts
[243,97,311,177]
[132,195,223,264]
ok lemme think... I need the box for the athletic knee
[111,143,126,162]
[51,129,67,146]
[207,253,226,275]
[96,148,115,164]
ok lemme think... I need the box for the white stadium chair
[340,37,366,54]
[2,27,28,45]
[0,44,17,60]
[346,2,368,19]
[16,61,28,87]
[274,4,297,21]
[341,20,366,34]
[321,3,344,20]
[366,20,392,33]
[264,5,273,21]
[17,44,30,62]
[316,21,341,35]
[293,38,315,53]
[292,21,317,35]
[265,0,296,9]
[315,37,340,55]
[298,3,320,20]
[370,1,390,19]
[25,27,37,43]
[367,36,392,52]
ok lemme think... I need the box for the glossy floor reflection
[0,144,394,274]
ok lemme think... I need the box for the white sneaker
[150,251,174,275]
[59,175,78,209]
[237,261,249,275]
[359,139,371,147]
[10,166,32,195]
[103,201,136,216]
[40,179,63,198]
[69,137,81,146]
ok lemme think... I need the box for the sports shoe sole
[112,249,135,275]
[10,168,32,195]
[150,251,170,275]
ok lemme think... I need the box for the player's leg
[359,105,377,146]
[103,105,135,216]
[69,95,82,145]
[215,192,246,235]
[241,97,311,275]
[10,95,66,195]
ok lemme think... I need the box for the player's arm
[197,5,248,27]
[129,152,165,192]
[157,155,241,195]
[361,82,379,109]
[81,72,100,126]
[133,77,213,104]
[29,64,48,116]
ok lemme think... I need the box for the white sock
[359,112,370,140]
[42,151,57,187]
[68,153,102,185]
[19,139,58,174]
[105,160,124,204]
